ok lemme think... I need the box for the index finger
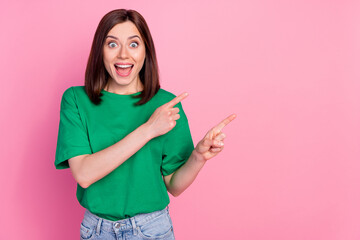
[214,114,237,131]
[164,92,189,108]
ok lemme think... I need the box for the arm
[70,123,152,189]
[69,91,190,189]
[163,150,205,197]
[164,114,236,197]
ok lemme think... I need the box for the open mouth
[114,64,134,76]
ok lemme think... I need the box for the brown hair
[85,9,160,105]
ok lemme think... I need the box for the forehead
[107,21,141,39]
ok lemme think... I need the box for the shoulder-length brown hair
[85,9,160,105]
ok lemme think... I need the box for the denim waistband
[82,205,169,233]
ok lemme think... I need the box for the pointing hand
[193,114,237,162]
[146,92,189,139]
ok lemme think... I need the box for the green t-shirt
[55,86,194,221]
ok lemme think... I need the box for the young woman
[55,9,236,240]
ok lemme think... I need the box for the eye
[130,42,139,48]
[108,42,117,48]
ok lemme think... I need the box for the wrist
[140,122,154,141]
[192,149,206,163]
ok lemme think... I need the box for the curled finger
[171,107,180,113]
[214,132,226,141]
[172,113,180,121]
[210,147,222,152]
[212,139,224,148]
[202,138,213,148]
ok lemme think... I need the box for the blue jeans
[80,205,175,240]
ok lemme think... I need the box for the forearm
[168,150,206,197]
[80,123,152,188]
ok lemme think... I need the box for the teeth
[115,64,133,68]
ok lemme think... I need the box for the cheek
[103,49,115,62]
[103,57,110,67]
[103,52,113,67]
[103,58,113,74]
[134,47,146,60]
[135,51,146,66]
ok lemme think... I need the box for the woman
[55,9,236,240]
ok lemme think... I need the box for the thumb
[196,137,212,153]
[202,137,213,147]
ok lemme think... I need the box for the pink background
[1,0,359,239]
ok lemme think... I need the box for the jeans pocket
[137,212,174,239]
[166,210,174,228]
[80,221,95,240]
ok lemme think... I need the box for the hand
[145,92,189,139]
[193,114,237,162]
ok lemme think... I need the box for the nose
[117,45,129,59]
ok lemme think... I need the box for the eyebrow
[105,35,141,40]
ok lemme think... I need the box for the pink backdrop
[1,0,359,239]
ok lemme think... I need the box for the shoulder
[69,86,87,96]
[60,86,75,103]
[60,86,88,108]
[156,88,182,106]
[61,86,87,100]
[156,88,176,98]
[156,88,190,122]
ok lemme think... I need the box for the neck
[105,79,144,94]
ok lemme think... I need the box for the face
[103,21,146,94]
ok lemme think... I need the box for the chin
[112,76,134,85]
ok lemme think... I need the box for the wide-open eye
[130,42,139,48]
[108,42,117,48]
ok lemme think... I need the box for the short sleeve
[54,87,92,170]
[161,101,194,176]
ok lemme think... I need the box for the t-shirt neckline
[101,89,142,98]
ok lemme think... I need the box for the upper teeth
[115,64,133,68]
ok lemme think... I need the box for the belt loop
[130,217,137,235]
[96,217,103,235]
